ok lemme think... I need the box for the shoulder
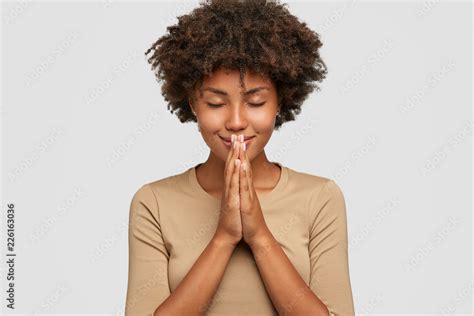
[284,165,346,217]
[285,165,343,197]
[130,168,190,205]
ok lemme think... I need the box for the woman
[125,0,355,315]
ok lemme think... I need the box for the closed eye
[206,101,266,108]
[207,102,224,108]
[249,101,266,107]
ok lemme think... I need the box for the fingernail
[239,135,244,142]
[241,142,245,151]
[234,140,238,149]
[243,142,246,151]
[242,162,246,171]
[235,159,240,166]
[231,134,236,143]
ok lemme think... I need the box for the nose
[225,106,248,131]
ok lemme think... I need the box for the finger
[231,158,240,207]
[226,140,240,192]
[224,135,236,176]
[225,135,236,168]
[241,141,254,200]
[224,139,239,194]
[240,153,250,210]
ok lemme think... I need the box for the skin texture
[189,66,282,201]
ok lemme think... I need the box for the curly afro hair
[144,0,327,130]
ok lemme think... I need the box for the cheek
[249,112,276,132]
[198,115,223,148]
[247,115,275,150]
[199,114,222,132]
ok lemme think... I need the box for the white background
[1,1,472,314]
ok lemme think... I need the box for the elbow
[153,301,181,316]
[153,305,169,316]
[308,306,330,316]
[281,303,330,316]
[153,303,168,316]
[153,304,203,316]
[316,302,330,316]
[153,307,164,316]
[310,301,331,316]
[152,296,172,316]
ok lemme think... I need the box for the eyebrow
[203,86,269,96]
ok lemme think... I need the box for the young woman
[125,1,355,315]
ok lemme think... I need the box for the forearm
[248,228,329,316]
[153,232,236,316]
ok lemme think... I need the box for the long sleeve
[125,184,170,316]
[308,179,355,316]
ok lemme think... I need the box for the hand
[214,135,243,247]
[237,136,270,247]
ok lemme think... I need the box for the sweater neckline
[188,161,288,203]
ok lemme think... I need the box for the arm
[247,179,355,316]
[125,184,170,316]
[307,180,355,316]
[125,184,237,316]
[247,230,330,316]
[154,232,236,316]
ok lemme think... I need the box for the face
[189,67,280,163]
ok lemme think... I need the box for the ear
[189,98,198,118]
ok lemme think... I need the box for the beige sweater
[125,162,355,315]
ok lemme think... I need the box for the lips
[220,135,255,148]
[219,135,255,142]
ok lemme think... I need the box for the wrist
[212,232,240,249]
[246,227,274,250]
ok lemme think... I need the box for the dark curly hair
[144,0,327,130]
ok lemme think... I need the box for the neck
[197,149,277,191]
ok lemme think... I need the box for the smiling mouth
[219,136,255,148]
